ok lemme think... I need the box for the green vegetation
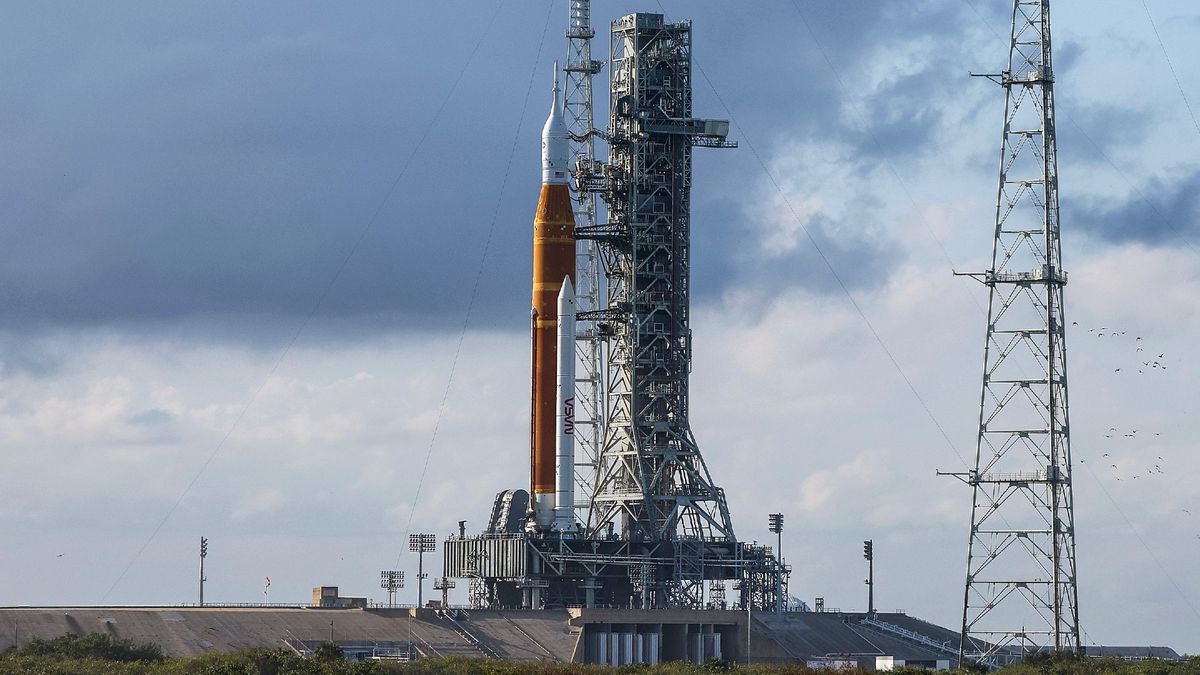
[0,636,1196,675]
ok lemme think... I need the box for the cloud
[1071,166,1200,245]
[0,1,993,341]
[0,3,549,337]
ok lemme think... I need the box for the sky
[0,0,1198,654]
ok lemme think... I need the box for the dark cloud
[0,2,548,337]
[0,1,1003,341]
[0,335,63,378]
[691,192,900,301]
[1069,166,1200,245]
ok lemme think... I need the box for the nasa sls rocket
[530,65,575,531]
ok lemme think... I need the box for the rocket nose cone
[542,63,569,185]
[557,277,575,313]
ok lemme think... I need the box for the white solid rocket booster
[553,276,577,533]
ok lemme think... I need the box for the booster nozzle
[541,61,569,185]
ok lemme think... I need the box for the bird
[56,554,64,558]
[1138,370,1144,374]
[1136,347,1144,352]
[1184,509,1192,515]
[1109,427,1117,431]
[1114,368,1121,372]
[1072,321,1078,325]
[1111,464,1118,469]
[1121,331,1127,335]
[1098,333,1106,337]
[1136,336,1142,340]
[1158,353,1165,358]
[1104,434,1112,438]
[1102,453,1110,457]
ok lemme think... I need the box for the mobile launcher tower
[444,10,789,610]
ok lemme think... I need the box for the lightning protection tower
[951,0,1080,664]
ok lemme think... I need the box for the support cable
[392,0,557,568]
[964,0,1199,259]
[1075,456,1200,621]
[101,2,509,602]
[658,0,970,470]
[1140,0,1200,143]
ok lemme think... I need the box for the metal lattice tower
[956,0,1079,663]
[562,0,606,529]
[442,11,789,614]
[583,13,736,607]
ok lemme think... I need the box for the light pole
[199,537,208,607]
[863,539,874,615]
[380,570,405,608]
[768,513,784,612]
[409,533,436,608]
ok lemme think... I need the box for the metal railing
[859,617,959,657]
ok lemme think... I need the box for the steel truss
[444,534,786,612]
[953,0,1080,664]
[563,0,607,524]
[445,10,787,615]
[585,13,741,609]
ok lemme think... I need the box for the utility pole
[199,537,208,607]
[409,534,436,608]
[863,539,874,615]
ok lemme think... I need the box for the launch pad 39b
[443,9,788,612]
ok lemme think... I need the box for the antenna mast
[954,0,1080,664]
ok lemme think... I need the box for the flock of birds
[1074,324,1173,481]
[1072,322,1170,374]
[1068,324,1195,539]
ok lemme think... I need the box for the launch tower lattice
[585,12,739,607]
[949,0,1080,664]
[443,11,787,614]
[563,0,606,521]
